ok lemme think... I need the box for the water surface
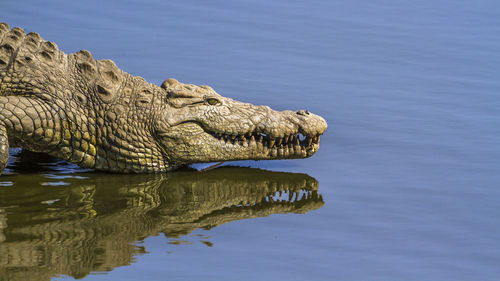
[2,0,500,280]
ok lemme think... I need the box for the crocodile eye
[206,98,220,105]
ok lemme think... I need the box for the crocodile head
[156,78,327,165]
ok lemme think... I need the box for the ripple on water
[40,181,71,186]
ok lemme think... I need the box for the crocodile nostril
[296,110,310,116]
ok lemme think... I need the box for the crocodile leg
[0,124,8,173]
[0,95,100,173]
[0,96,62,174]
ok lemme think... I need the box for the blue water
[2,0,500,280]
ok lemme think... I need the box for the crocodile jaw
[157,108,327,165]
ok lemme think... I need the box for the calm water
[1,0,500,280]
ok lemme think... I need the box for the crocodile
[0,23,327,173]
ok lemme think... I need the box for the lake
[1,0,499,280]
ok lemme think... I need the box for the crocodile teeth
[257,140,263,150]
[210,128,319,155]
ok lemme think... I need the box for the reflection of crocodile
[0,167,323,280]
[0,23,327,173]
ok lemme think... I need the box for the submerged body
[0,23,327,173]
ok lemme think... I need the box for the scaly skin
[0,23,327,173]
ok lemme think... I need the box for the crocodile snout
[288,110,327,137]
